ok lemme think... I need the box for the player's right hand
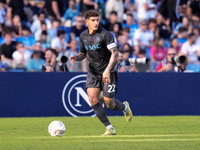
[69,55,75,64]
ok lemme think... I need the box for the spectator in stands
[186,0,200,19]
[134,21,154,57]
[117,50,123,72]
[80,0,98,13]
[118,35,129,51]
[30,12,52,35]
[23,0,40,18]
[48,19,60,42]
[122,14,138,40]
[0,31,16,69]
[135,0,156,22]
[155,48,188,72]
[179,33,200,62]
[122,49,131,61]
[48,0,65,21]
[158,0,181,31]
[105,0,124,23]
[193,27,200,46]
[40,31,51,53]
[121,27,134,47]
[176,27,188,47]
[155,48,177,72]
[42,48,68,72]
[70,15,87,41]
[148,18,157,34]
[63,0,79,26]
[11,15,22,38]
[64,40,82,72]
[34,22,47,41]
[27,51,45,72]
[51,30,67,56]
[122,43,134,58]
[134,49,150,72]
[173,16,189,36]
[170,37,181,53]
[0,1,6,28]
[12,42,32,70]
[190,13,200,28]
[155,14,171,40]
[16,26,35,52]
[23,0,37,24]
[150,37,167,61]
[33,41,45,59]
[6,0,27,26]
[106,11,122,32]
[0,61,5,72]
[110,22,121,42]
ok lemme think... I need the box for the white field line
[4,134,200,139]
[62,134,200,138]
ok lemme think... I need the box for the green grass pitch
[0,116,200,150]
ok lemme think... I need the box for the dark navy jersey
[79,27,117,74]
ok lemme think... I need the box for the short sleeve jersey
[79,27,117,74]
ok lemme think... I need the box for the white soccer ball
[48,120,65,137]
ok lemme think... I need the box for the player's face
[86,16,100,32]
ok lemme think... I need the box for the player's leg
[87,87,115,135]
[103,72,133,122]
[103,97,132,122]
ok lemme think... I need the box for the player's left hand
[102,70,110,84]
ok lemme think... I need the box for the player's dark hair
[84,10,100,20]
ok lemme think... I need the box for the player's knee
[89,96,99,106]
[104,101,115,110]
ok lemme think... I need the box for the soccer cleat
[123,101,133,122]
[102,127,116,136]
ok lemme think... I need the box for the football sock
[106,124,113,129]
[92,102,111,127]
[114,99,125,111]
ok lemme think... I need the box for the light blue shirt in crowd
[27,58,45,72]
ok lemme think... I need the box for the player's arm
[69,52,87,64]
[103,47,118,83]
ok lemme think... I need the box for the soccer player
[69,10,132,135]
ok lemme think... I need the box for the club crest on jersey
[95,37,100,42]
[85,44,101,50]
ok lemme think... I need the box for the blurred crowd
[0,0,200,72]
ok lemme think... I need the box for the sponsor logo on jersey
[85,44,101,50]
